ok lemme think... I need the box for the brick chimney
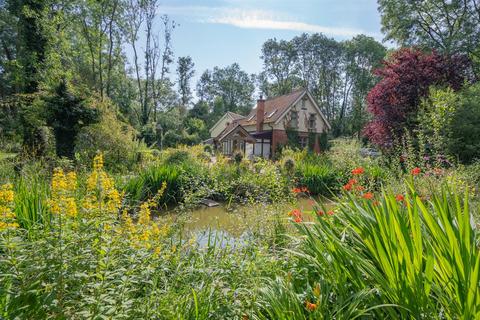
[256,95,265,132]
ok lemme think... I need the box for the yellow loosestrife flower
[0,183,18,231]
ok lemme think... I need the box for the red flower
[351,167,365,175]
[305,301,317,311]
[288,209,302,217]
[294,216,303,223]
[343,183,353,191]
[292,188,302,194]
[348,178,358,185]
[317,210,325,216]
[355,185,365,191]
[362,192,374,200]
[327,210,334,216]
[395,194,405,202]
[411,167,421,176]
[301,187,309,193]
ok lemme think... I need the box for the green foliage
[287,183,479,318]
[295,162,338,196]
[448,83,480,164]
[75,103,142,171]
[124,164,181,206]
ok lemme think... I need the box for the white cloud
[160,5,372,38]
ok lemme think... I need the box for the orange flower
[327,210,334,216]
[373,200,380,206]
[294,216,303,223]
[411,167,421,176]
[343,183,353,191]
[355,185,365,191]
[317,210,324,216]
[362,192,374,200]
[351,167,365,175]
[292,187,302,194]
[306,301,317,312]
[288,209,302,217]
[301,187,309,193]
[348,178,358,185]
[395,194,405,202]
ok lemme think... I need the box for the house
[208,88,331,158]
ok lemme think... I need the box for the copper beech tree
[363,48,471,148]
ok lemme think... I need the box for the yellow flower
[49,168,78,218]
[0,183,17,231]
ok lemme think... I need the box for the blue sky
[137,0,385,92]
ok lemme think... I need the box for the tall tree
[176,56,195,108]
[364,48,471,147]
[8,0,49,93]
[197,63,255,115]
[378,0,480,74]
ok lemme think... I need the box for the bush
[75,105,143,171]
[295,162,338,196]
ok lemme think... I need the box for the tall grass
[124,164,181,206]
[14,177,51,230]
[283,183,480,319]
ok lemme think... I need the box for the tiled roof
[226,111,245,121]
[239,88,306,126]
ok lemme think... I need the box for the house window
[299,136,308,149]
[289,111,299,128]
[308,114,316,130]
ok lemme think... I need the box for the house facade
[208,88,331,158]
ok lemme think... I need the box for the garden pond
[162,197,335,247]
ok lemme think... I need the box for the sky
[137,0,385,95]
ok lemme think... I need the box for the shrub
[75,106,142,171]
[295,162,338,196]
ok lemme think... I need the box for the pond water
[162,197,334,247]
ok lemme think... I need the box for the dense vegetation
[1,0,480,319]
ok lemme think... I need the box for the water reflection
[163,197,333,247]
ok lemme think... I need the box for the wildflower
[294,216,303,223]
[301,187,309,193]
[292,187,301,194]
[305,301,317,311]
[49,168,78,218]
[327,210,334,216]
[348,178,358,185]
[362,192,374,200]
[313,283,321,297]
[0,183,17,231]
[288,209,302,218]
[317,210,324,216]
[355,185,365,191]
[395,194,405,202]
[411,167,421,176]
[351,167,364,175]
[342,183,352,191]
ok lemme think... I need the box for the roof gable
[209,111,245,134]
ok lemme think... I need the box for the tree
[176,56,195,107]
[8,0,49,93]
[196,63,255,115]
[448,82,480,163]
[45,81,98,158]
[378,0,480,75]
[363,48,471,148]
